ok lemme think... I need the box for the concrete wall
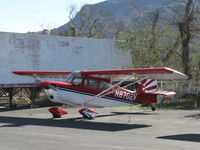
[0,32,132,84]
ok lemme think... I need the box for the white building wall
[0,32,132,84]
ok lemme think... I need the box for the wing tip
[165,68,188,80]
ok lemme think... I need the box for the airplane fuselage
[41,78,157,107]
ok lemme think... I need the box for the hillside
[57,0,174,34]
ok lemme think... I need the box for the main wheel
[52,113,61,118]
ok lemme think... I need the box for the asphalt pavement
[0,107,200,150]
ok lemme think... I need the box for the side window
[99,81,110,91]
[84,79,98,89]
[72,77,82,85]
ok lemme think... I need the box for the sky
[0,0,106,33]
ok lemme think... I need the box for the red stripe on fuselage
[41,81,157,105]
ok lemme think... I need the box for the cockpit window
[84,79,98,89]
[72,77,82,85]
[99,81,110,91]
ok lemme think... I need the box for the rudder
[137,79,158,94]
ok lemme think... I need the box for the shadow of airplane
[185,113,200,120]
[0,116,152,132]
[0,107,30,112]
[157,134,200,143]
[97,111,159,118]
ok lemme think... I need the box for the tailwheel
[48,107,68,118]
[151,106,156,111]
[79,108,99,119]
[149,104,156,111]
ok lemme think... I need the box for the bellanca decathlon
[13,67,187,119]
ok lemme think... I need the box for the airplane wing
[12,67,188,80]
[12,71,71,78]
[81,67,188,80]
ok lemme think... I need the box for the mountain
[55,0,174,37]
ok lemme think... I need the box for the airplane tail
[136,79,176,98]
[136,79,158,94]
[134,79,175,110]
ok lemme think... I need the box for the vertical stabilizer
[137,79,158,94]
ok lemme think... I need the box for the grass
[1,95,200,110]
[114,99,200,110]
[114,104,149,110]
[161,99,200,110]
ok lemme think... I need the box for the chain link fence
[159,81,200,108]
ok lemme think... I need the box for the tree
[117,23,172,68]
[67,5,113,38]
[117,9,178,68]
[117,0,200,80]
[169,0,200,79]
[190,32,200,80]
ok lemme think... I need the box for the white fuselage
[45,88,133,107]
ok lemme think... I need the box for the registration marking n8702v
[114,90,137,101]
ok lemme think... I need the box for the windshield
[66,71,82,82]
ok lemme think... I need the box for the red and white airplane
[13,67,187,119]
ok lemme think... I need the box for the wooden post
[8,88,14,107]
[194,99,197,109]
[29,87,41,107]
